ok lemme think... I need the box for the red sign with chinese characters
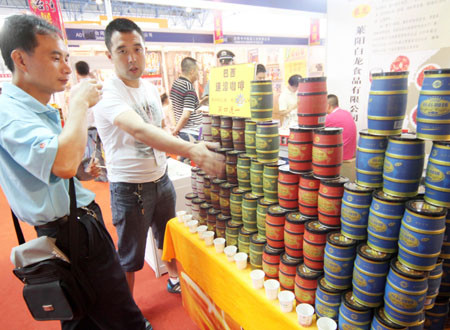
[214,11,224,44]
[28,0,66,39]
[309,18,320,46]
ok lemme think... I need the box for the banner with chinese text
[214,11,224,44]
[28,0,66,39]
[309,18,320,45]
[209,63,255,118]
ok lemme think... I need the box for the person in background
[255,64,266,80]
[201,49,235,104]
[325,94,357,181]
[93,18,225,298]
[278,74,302,128]
[75,60,91,81]
[170,57,202,141]
[0,14,151,329]
[160,92,175,133]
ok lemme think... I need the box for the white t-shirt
[93,75,166,183]
[278,87,298,128]
[72,77,96,128]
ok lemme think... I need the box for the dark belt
[36,201,97,229]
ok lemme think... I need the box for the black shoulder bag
[11,178,94,321]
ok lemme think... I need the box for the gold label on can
[245,135,255,145]
[399,229,420,248]
[368,156,385,170]
[266,225,283,237]
[427,164,445,183]
[237,168,249,179]
[419,97,450,116]
[369,215,387,232]
[342,207,361,222]
[304,243,324,258]
[316,304,336,318]
[298,290,313,302]
[354,272,367,287]
[388,292,417,309]
[384,160,394,173]
[288,144,301,157]
[300,192,317,204]
[313,148,331,161]
[263,263,278,276]
[432,80,442,89]
[325,258,342,273]
[318,197,338,212]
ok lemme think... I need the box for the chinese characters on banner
[214,11,224,44]
[28,0,66,39]
[209,63,255,117]
[284,47,307,85]
[309,19,320,45]
[349,24,367,122]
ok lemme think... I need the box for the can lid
[200,202,212,209]
[289,126,316,133]
[185,193,198,200]
[231,187,251,194]
[204,175,214,181]
[226,220,243,228]
[434,141,450,147]
[371,71,409,77]
[217,214,231,221]
[300,172,316,180]
[281,252,302,265]
[321,176,349,187]
[212,178,227,185]
[268,205,289,216]
[359,129,388,138]
[305,220,334,234]
[279,164,293,174]
[220,182,238,190]
[390,258,428,280]
[327,231,357,247]
[375,308,407,329]
[227,150,245,156]
[314,127,343,135]
[232,117,246,121]
[215,147,234,155]
[191,167,201,172]
[207,208,221,215]
[424,68,450,75]
[357,243,391,262]
[318,276,343,294]
[373,189,409,203]
[342,290,371,312]
[344,182,374,193]
[239,227,257,235]
[406,199,447,217]
[389,133,422,143]
[296,263,323,279]
[192,198,205,205]
[258,197,277,207]
[250,233,267,245]
[286,212,313,223]
[264,244,285,255]
[298,77,327,83]
[197,170,206,176]
[264,159,286,168]
[238,153,252,160]
[243,192,259,201]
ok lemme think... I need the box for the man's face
[191,65,199,83]
[21,34,71,94]
[256,72,266,80]
[288,84,297,93]
[107,30,146,85]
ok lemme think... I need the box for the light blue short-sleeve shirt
[0,83,95,226]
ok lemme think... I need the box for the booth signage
[28,0,66,38]
[209,63,255,118]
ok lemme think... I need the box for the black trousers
[35,202,146,330]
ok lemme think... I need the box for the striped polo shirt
[170,76,202,132]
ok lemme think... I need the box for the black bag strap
[11,210,25,245]
[68,177,79,271]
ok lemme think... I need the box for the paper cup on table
[224,245,237,261]
[250,269,265,289]
[197,225,208,237]
[316,317,337,330]
[278,290,295,313]
[213,238,226,253]
[264,279,280,300]
[176,211,186,223]
[203,231,215,246]
[296,303,314,326]
[187,220,199,233]
[182,214,192,226]
[234,252,248,270]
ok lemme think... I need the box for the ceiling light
[186,7,192,13]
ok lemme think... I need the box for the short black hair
[181,57,197,75]
[288,74,302,88]
[256,64,266,74]
[0,14,60,72]
[328,94,339,107]
[75,61,90,76]
[105,18,144,52]
[160,93,168,104]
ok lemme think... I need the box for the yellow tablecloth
[162,218,317,330]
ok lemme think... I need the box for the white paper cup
[213,238,226,253]
[264,279,280,300]
[203,231,215,246]
[176,211,186,223]
[296,303,314,326]
[224,245,237,261]
[234,252,248,270]
[197,225,208,237]
[182,214,192,226]
[250,269,265,289]
[316,317,337,330]
[187,220,199,233]
[278,290,295,313]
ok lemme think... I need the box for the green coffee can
[226,220,243,247]
[257,198,277,238]
[238,227,257,254]
[250,233,267,269]
[256,121,279,163]
[242,192,259,231]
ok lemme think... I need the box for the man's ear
[10,49,28,73]
[105,50,112,60]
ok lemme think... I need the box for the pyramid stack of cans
[189,70,450,329]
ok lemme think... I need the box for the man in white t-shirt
[278,74,301,128]
[93,19,225,300]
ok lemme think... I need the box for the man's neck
[120,77,140,88]
[181,74,192,83]
[12,76,51,105]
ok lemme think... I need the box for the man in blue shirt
[0,15,151,330]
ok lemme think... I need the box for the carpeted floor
[0,180,198,330]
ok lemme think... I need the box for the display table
[162,218,317,330]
